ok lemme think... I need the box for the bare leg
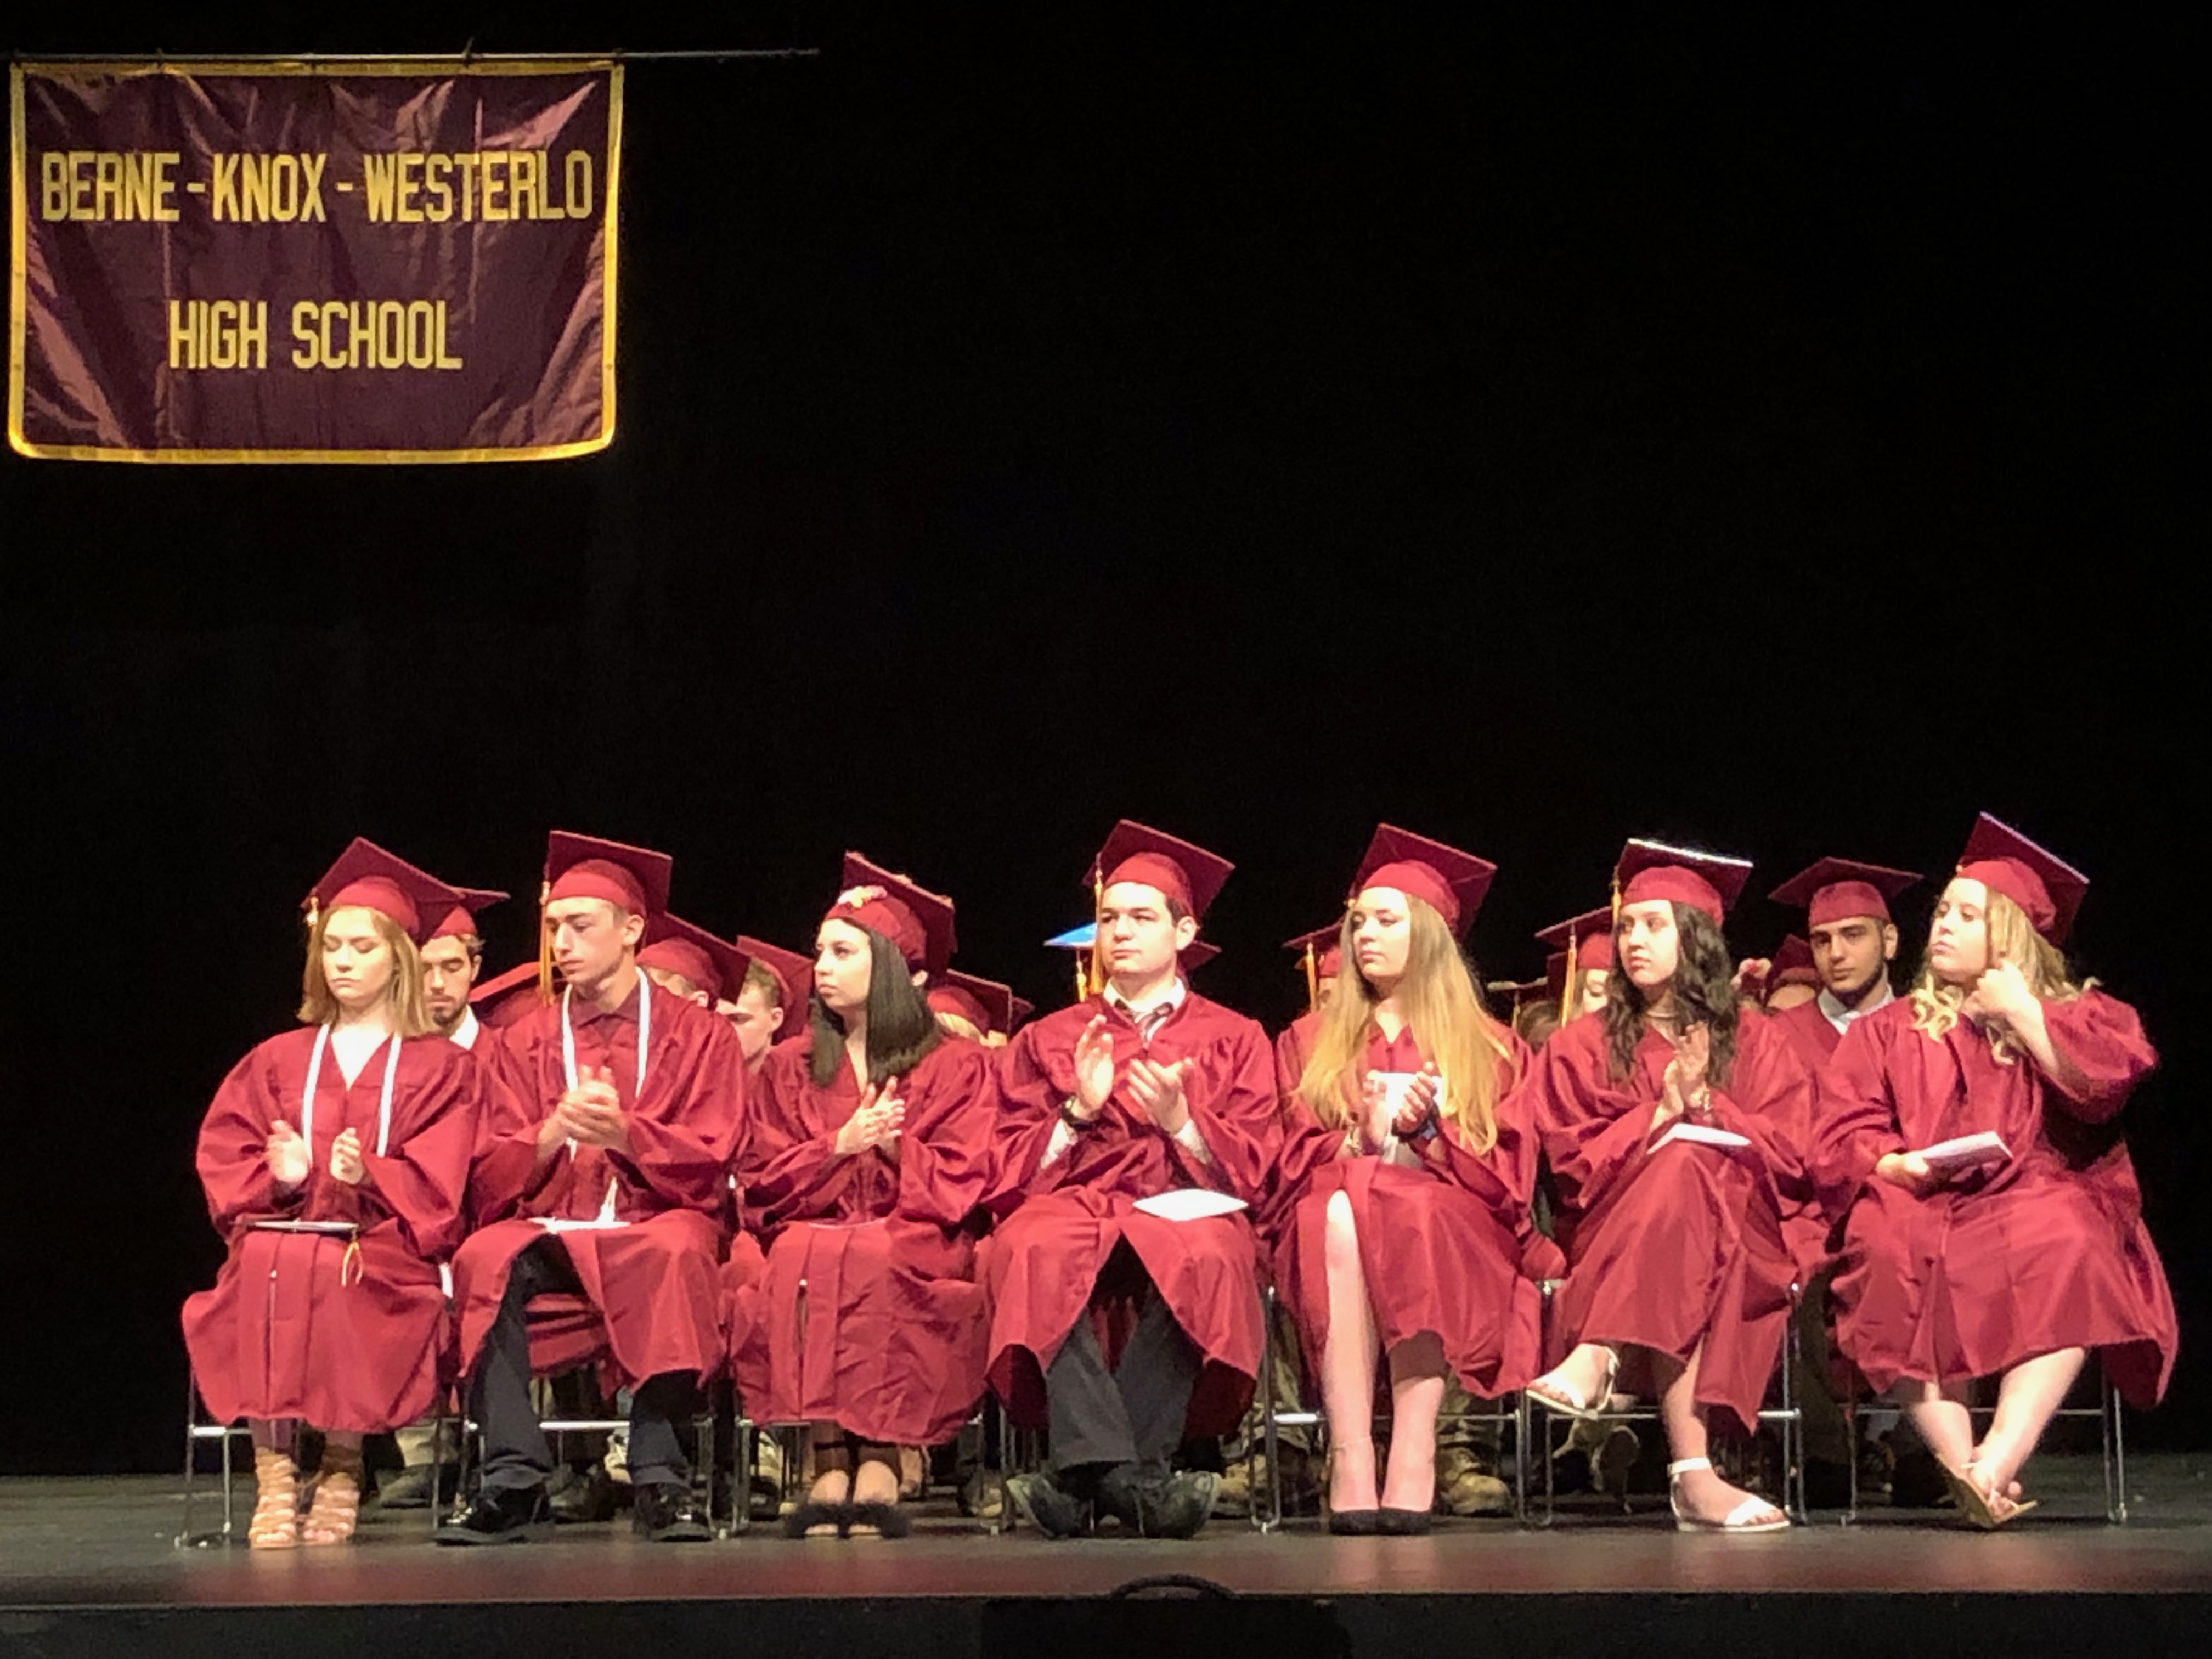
[301,1430,365,1547]
[1894,1376,1976,1474]
[806,1425,851,1536]
[1653,1342,1784,1526]
[849,1440,904,1536]
[1974,1348,2087,1498]
[1380,1333,1446,1514]
[246,1419,300,1549]
[1319,1189,1381,1513]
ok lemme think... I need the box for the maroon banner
[8,60,620,462]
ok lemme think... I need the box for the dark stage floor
[3,1453,2209,1656]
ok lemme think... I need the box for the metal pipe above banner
[5,51,805,463]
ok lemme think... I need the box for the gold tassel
[536,876,555,1005]
[339,1229,363,1289]
[302,893,320,935]
[1085,861,1106,1000]
[1302,942,1318,1014]
[1560,928,1578,1026]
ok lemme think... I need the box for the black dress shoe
[1005,1471,1093,1539]
[549,1465,618,1525]
[631,1481,714,1542]
[435,1485,553,1545]
[1328,1508,1381,1535]
[1376,1506,1434,1535]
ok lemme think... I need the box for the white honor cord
[300,1025,403,1158]
[559,977,651,1221]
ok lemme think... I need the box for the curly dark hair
[809,925,943,1087]
[1601,901,1739,1088]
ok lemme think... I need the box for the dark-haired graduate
[1522,841,1813,1533]
[983,822,1278,1540]
[1813,817,2177,1527]
[439,833,745,1545]
[1268,828,1546,1533]
[183,842,485,1548]
[729,856,997,1539]
[1764,857,1921,1071]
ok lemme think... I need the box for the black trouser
[1046,1244,1201,1487]
[471,1239,694,1494]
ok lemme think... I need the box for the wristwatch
[1059,1096,1098,1132]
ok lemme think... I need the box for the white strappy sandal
[1527,1345,1620,1421]
[1667,1457,1791,1533]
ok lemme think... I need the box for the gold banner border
[7,59,623,465]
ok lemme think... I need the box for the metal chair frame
[1840,1363,2128,1525]
[1246,1280,1534,1532]
[1531,1280,1810,1527]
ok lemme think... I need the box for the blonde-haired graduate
[183,841,485,1548]
[1813,815,2177,1527]
[1265,827,1549,1534]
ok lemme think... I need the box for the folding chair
[1841,1361,2128,1524]
[1532,1280,1810,1526]
[1245,1281,1538,1532]
[452,1290,726,1534]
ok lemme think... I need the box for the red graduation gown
[1771,997,1843,1073]
[1268,1024,1546,1398]
[1810,992,2176,1407]
[1526,1010,1813,1436]
[726,1035,996,1443]
[182,1029,483,1431]
[452,978,745,1388]
[1273,1010,1321,1103]
[978,990,1279,1436]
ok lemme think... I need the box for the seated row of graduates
[184,817,2177,1547]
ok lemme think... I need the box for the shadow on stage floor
[3,1451,2208,1657]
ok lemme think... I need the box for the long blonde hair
[1295,898,1519,1152]
[298,907,435,1036]
[1908,887,2085,1061]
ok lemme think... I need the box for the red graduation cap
[469,958,547,1028]
[307,838,465,946]
[1348,823,1498,938]
[428,885,510,944]
[1180,939,1222,973]
[1956,814,2088,945]
[1768,934,1819,992]
[1534,906,1616,974]
[1092,821,1234,922]
[931,969,1017,1036]
[544,831,674,922]
[1614,838,1754,924]
[1007,989,1037,1032]
[639,912,749,1003]
[735,935,814,1021]
[830,852,958,977]
[1768,856,1921,930]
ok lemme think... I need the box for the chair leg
[2104,1378,2128,1525]
[732,1417,754,1536]
[1783,1301,1808,1525]
[1255,1286,1283,1534]
[1841,1373,1860,1527]
[1512,1391,1531,1526]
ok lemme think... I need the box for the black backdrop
[2,7,2196,1472]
